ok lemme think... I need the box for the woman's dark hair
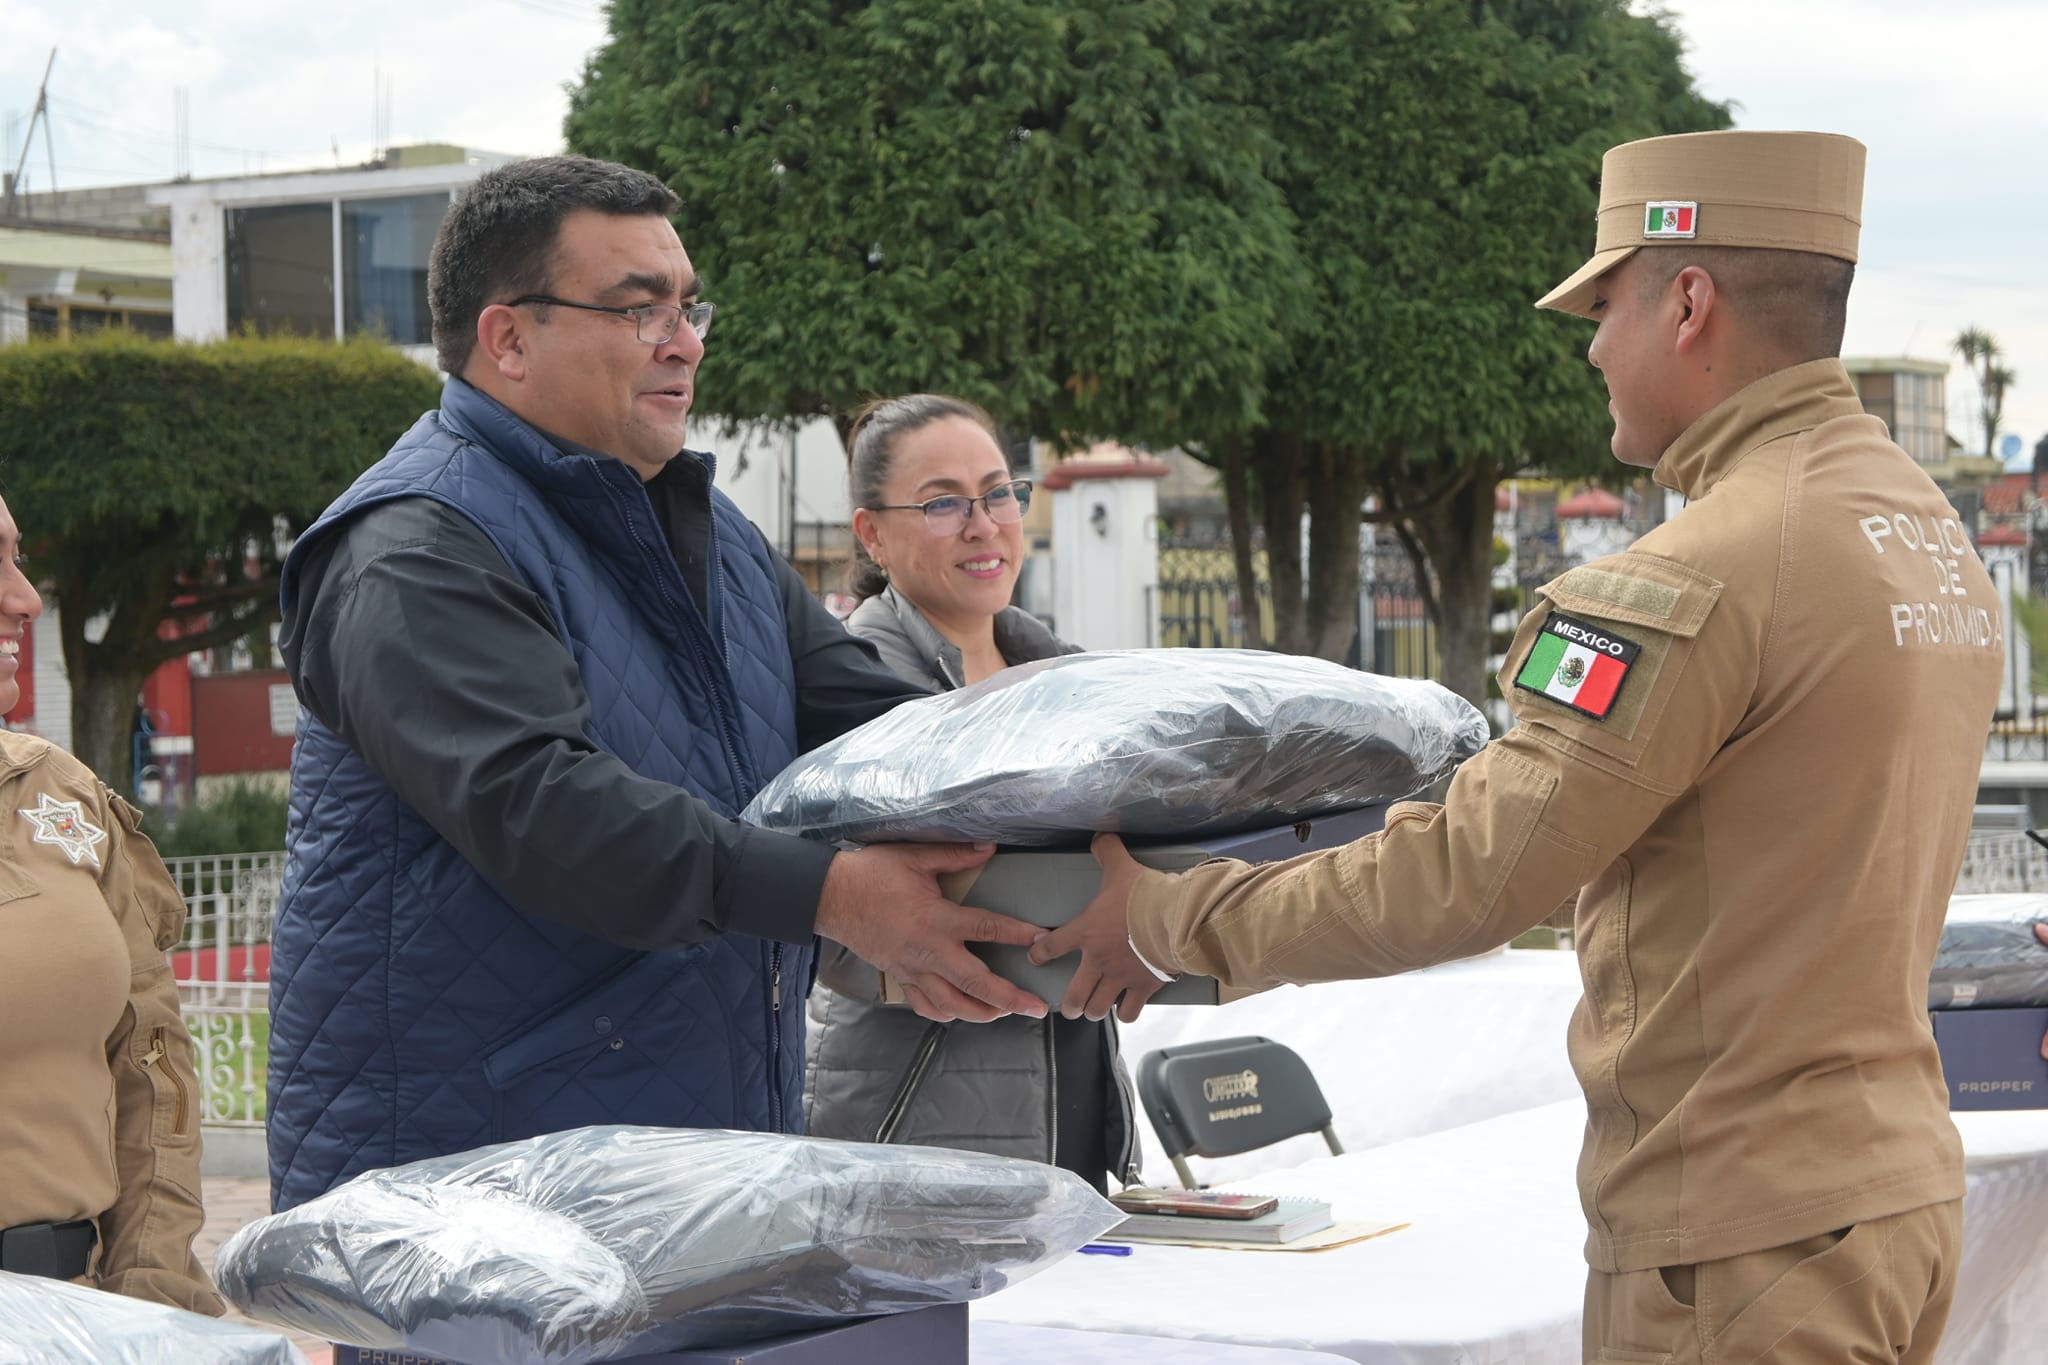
[844,393,998,603]
[427,155,680,375]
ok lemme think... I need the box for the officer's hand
[1026,833,1165,1024]
[816,843,1049,1024]
[2036,923,2048,1061]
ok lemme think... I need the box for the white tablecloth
[975,1322,1356,1363]
[976,1100,2048,1365]
[1119,949,1584,1185]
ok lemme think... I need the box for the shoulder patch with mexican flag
[1514,611,1642,720]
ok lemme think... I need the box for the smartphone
[1108,1187,1279,1220]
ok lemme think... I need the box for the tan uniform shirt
[1130,360,2002,1271]
[0,731,222,1313]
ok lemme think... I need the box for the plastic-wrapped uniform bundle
[214,1125,1121,1365]
[742,649,1490,847]
[0,1271,308,1365]
[1930,894,2048,1009]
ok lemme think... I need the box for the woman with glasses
[802,393,1138,1192]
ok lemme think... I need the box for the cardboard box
[885,806,1387,1008]
[611,1303,968,1364]
[332,1303,970,1365]
[1931,1006,2048,1110]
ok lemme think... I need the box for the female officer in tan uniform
[1038,131,2001,1364]
[0,493,222,1314]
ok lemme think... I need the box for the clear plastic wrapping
[0,1271,307,1365]
[215,1125,1121,1365]
[1931,894,2048,1009]
[742,649,1489,846]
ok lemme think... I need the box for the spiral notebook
[1105,1195,1335,1246]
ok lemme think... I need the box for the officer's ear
[1670,265,1718,355]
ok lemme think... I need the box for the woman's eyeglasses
[867,479,1033,536]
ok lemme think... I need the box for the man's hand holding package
[1027,833,1167,1023]
[816,843,1049,1024]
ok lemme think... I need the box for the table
[974,1100,2048,1365]
[975,1323,1357,1363]
[1119,949,1585,1185]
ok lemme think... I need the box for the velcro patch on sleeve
[1513,611,1642,721]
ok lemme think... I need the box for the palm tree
[1954,326,2017,457]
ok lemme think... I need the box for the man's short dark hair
[1636,246,1856,363]
[429,156,681,375]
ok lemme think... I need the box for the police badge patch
[1514,611,1642,720]
[19,792,108,869]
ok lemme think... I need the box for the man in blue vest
[267,155,1049,1212]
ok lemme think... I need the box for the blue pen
[1079,1243,1132,1256]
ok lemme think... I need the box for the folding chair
[1135,1035,1344,1189]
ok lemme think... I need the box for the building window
[342,194,447,345]
[22,300,173,339]
[224,192,451,344]
[226,202,335,337]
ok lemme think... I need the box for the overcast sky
[6,0,2044,456]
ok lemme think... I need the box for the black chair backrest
[1136,1035,1341,1187]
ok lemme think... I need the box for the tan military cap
[1536,129,1866,319]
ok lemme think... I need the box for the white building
[0,222,172,344]
[147,145,511,361]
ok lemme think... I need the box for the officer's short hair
[1635,247,1857,361]
[428,156,680,375]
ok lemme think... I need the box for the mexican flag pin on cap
[1643,201,1697,238]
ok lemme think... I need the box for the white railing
[165,852,284,1128]
[1954,831,2048,894]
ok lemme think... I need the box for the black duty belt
[0,1219,97,1279]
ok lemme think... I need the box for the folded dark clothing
[0,1271,305,1365]
[215,1126,1120,1365]
[1930,894,2048,1009]
[743,649,1489,847]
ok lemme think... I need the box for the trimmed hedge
[0,331,444,542]
[0,332,444,794]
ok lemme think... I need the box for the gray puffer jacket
[803,588,1140,1183]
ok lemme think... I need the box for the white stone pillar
[1046,456,1170,650]
[166,194,228,340]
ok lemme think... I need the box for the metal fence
[1152,539,1440,678]
[166,852,284,1128]
[1985,721,2048,763]
[1956,832,2048,894]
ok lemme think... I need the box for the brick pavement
[197,1174,333,1364]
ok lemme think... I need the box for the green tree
[1954,325,2016,458]
[1200,0,1727,704]
[0,333,442,796]
[565,0,1302,449]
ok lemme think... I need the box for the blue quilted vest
[268,378,809,1210]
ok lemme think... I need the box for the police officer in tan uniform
[0,492,221,1315]
[1035,130,2003,1363]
